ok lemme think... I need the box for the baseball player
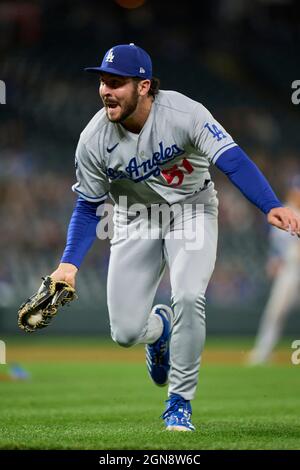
[50,43,300,431]
[248,178,300,365]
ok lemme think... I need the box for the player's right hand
[50,263,78,289]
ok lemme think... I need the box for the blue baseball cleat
[145,304,173,387]
[162,393,195,431]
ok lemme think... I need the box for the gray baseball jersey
[72,90,237,400]
[72,90,237,207]
[269,204,300,265]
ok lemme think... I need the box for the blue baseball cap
[84,43,152,79]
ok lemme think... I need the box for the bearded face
[100,74,140,123]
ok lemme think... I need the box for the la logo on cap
[106,49,114,63]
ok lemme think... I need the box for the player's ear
[138,79,151,97]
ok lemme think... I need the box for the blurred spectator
[248,181,300,364]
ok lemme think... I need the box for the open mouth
[105,102,118,109]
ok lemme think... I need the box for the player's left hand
[267,206,300,236]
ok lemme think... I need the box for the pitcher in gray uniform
[50,43,300,431]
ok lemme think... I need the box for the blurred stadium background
[1,0,300,337]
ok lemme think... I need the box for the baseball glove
[18,276,77,333]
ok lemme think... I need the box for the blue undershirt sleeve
[215,146,283,214]
[61,196,102,269]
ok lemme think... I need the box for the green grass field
[0,337,299,450]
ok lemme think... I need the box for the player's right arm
[51,137,109,287]
[51,262,78,288]
[51,197,104,288]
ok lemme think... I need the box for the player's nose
[100,82,113,96]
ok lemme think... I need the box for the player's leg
[158,192,218,431]
[248,266,299,364]
[107,207,166,347]
[164,199,218,402]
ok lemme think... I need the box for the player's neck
[121,97,153,134]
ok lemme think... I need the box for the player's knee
[174,289,206,312]
[110,327,139,348]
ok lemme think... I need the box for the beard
[104,85,139,123]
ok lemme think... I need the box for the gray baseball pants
[107,186,218,400]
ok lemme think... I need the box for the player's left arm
[189,103,300,235]
[215,146,300,235]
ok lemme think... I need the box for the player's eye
[110,80,122,88]
[100,79,121,89]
